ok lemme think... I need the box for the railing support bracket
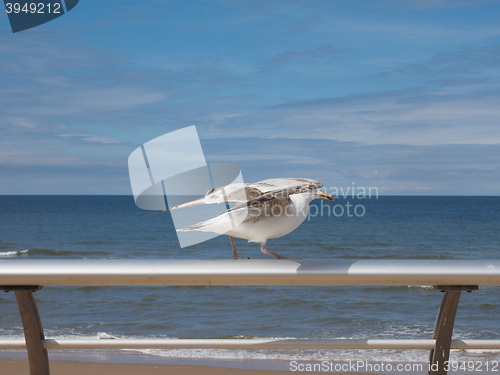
[1,286,49,375]
[428,285,478,375]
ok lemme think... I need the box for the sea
[0,195,499,373]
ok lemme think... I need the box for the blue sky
[1,0,500,194]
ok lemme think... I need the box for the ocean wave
[70,240,119,246]
[126,346,499,363]
[1,327,497,364]
[39,331,500,363]
[407,285,434,289]
[0,248,113,257]
[341,253,456,260]
[96,332,118,339]
[0,249,29,257]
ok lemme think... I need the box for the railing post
[428,285,478,375]
[1,286,49,375]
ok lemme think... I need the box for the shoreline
[0,358,375,375]
[2,349,500,374]
[2,348,499,374]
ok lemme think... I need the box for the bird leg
[230,236,248,260]
[260,242,301,260]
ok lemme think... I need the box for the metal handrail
[1,259,500,286]
[1,338,500,350]
[1,259,500,375]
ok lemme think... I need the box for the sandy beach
[0,358,374,375]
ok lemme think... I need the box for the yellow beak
[319,192,334,201]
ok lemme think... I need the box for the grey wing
[166,183,262,211]
[169,178,322,211]
[204,184,262,203]
[249,178,323,196]
[247,178,323,202]
[228,178,323,211]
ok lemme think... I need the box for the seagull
[151,178,334,259]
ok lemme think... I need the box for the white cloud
[198,88,500,147]
[57,133,120,144]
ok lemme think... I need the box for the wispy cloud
[57,133,120,144]
[203,137,500,195]
[386,45,500,80]
[261,44,346,70]
[193,86,500,147]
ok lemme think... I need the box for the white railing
[1,338,500,350]
[1,259,500,375]
[1,258,499,286]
